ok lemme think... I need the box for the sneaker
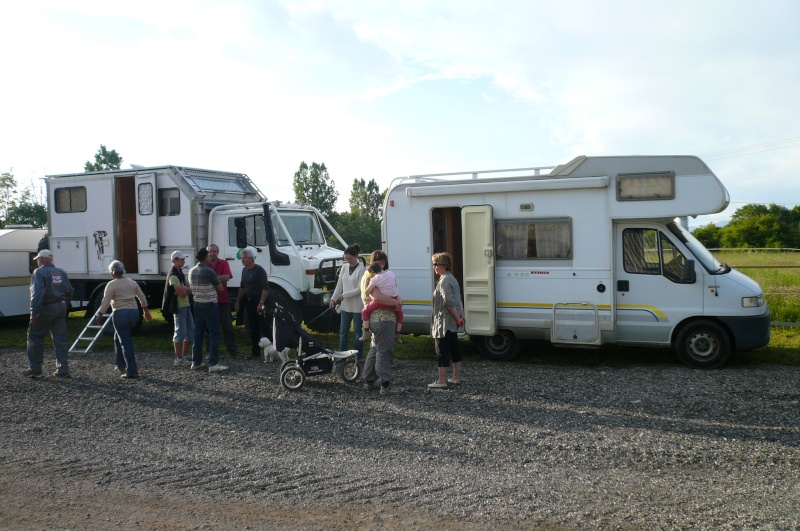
[394,332,403,344]
[359,329,372,341]
[120,373,138,379]
[114,366,124,372]
[53,371,71,378]
[22,369,43,378]
[379,383,393,395]
[363,380,380,389]
[190,362,207,370]
[447,378,462,385]
[208,364,229,373]
[174,357,191,366]
[428,381,447,389]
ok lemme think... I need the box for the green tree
[85,144,123,172]
[292,161,338,216]
[0,170,17,226]
[6,188,47,228]
[692,223,724,249]
[327,211,381,254]
[349,178,385,220]
[720,204,800,248]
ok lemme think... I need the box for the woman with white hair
[95,260,152,379]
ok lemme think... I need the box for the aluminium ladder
[69,311,113,353]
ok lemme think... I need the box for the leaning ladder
[69,311,113,353]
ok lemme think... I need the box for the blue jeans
[193,302,220,366]
[338,310,363,360]
[112,308,139,376]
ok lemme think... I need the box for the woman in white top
[330,244,366,359]
[96,260,152,378]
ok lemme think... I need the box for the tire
[477,330,520,361]
[279,360,295,373]
[338,357,361,382]
[305,305,340,334]
[266,289,302,326]
[675,320,731,369]
[280,366,306,390]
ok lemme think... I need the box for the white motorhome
[0,227,46,317]
[45,166,346,331]
[384,155,770,368]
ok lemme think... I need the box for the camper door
[135,173,159,274]
[461,206,496,335]
[614,223,702,343]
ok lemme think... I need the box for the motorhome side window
[138,183,154,215]
[54,186,87,213]
[495,218,572,259]
[622,228,693,283]
[617,172,675,201]
[158,188,181,216]
[227,216,267,247]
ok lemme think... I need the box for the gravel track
[1,347,799,530]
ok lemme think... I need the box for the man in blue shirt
[24,249,73,378]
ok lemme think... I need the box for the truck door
[614,223,702,343]
[461,206,496,335]
[135,172,159,274]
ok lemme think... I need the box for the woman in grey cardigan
[428,252,466,388]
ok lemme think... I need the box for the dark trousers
[244,298,266,356]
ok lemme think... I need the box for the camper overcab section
[384,155,770,368]
[45,166,346,331]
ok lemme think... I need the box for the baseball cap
[35,249,53,260]
[171,250,188,260]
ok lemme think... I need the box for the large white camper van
[384,155,770,368]
[45,166,346,331]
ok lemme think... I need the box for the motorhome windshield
[272,210,325,246]
[667,221,725,273]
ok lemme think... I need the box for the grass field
[714,249,800,323]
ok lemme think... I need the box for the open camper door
[135,172,159,274]
[461,205,496,335]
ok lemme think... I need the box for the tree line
[692,204,800,249]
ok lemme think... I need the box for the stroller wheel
[279,360,295,374]
[280,366,306,390]
[339,357,361,382]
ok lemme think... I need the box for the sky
[1,0,799,227]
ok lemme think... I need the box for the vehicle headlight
[742,295,764,308]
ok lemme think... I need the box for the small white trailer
[0,227,46,317]
[45,166,347,331]
[383,155,770,368]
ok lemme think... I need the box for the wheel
[280,366,306,390]
[477,330,520,361]
[339,357,361,382]
[265,286,303,326]
[279,360,295,373]
[675,320,731,369]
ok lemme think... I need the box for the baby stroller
[269,302,361,390]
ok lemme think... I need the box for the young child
[360,262,404,343]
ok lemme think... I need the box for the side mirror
[683,259,696,284]
[234,218,248,248]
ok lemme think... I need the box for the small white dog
[258,337,290,364]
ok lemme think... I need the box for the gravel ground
[1,346,799,530]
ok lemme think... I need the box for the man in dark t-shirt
[234,247,270,357]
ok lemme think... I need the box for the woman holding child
[360,250,402,395]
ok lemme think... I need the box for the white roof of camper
[0,228,46,251]
[47,165,265,200]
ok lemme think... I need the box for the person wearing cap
[206,243,238,358]
[235,247,269,358]
[95,260,152,379]
[188,248,228,372]
[164,250,193,366]
[24,249,74,378]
